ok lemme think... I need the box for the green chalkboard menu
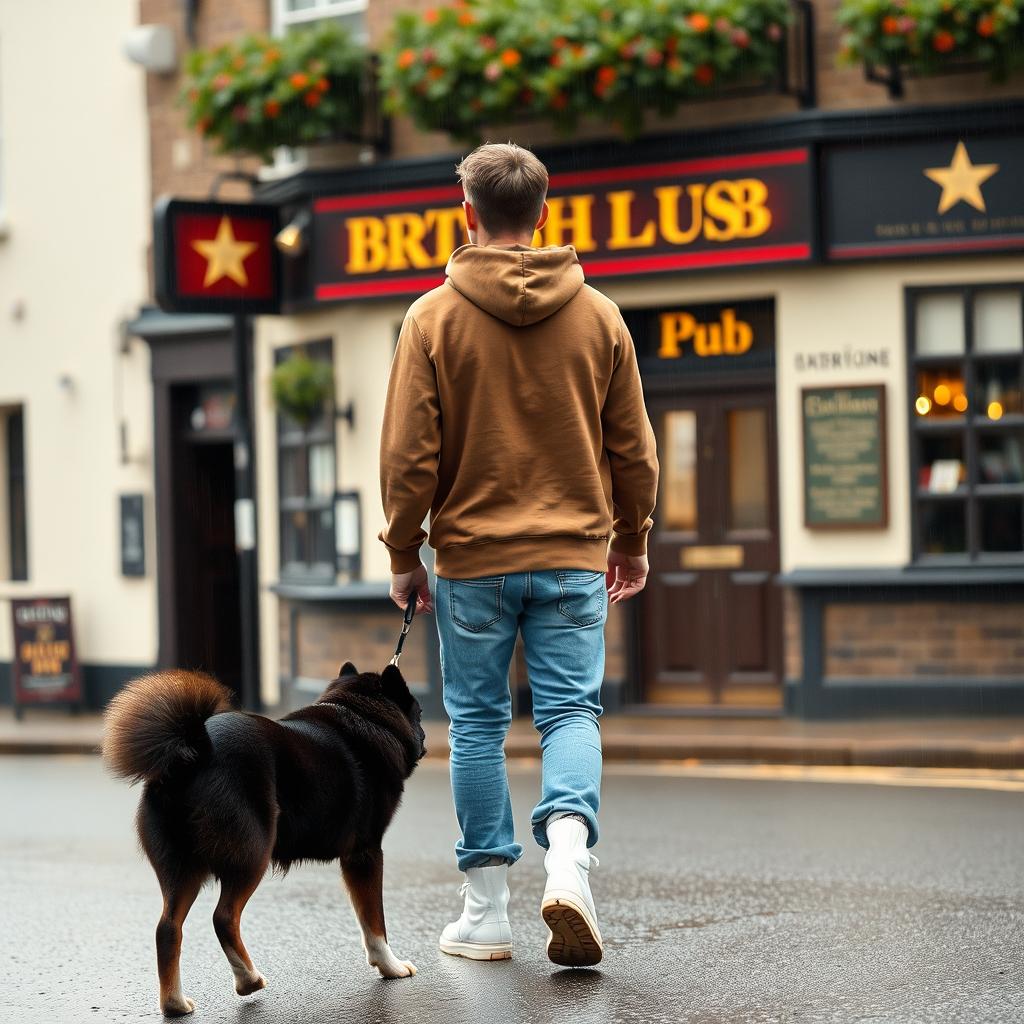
[802,385,888,529]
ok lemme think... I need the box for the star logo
[923,142,999,215]
[191,216,259,288]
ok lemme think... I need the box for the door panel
[641,388,781,708]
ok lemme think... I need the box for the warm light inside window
[988,401,1004,420]
[915,395,932,416]
[952,393,969,413]
[933,384,951,405]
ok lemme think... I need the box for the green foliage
[837,0,1024,78]
[271,350,335,427]
[181,24,365,158]
[378,0,791,141]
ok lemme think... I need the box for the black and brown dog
[103,661,426,1017]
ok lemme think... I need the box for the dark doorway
[640,386,782,710]
[168,384,243,699]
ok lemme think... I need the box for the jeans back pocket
[555,569,606,627]
[448,576,504,632]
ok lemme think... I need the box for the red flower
[428,65,445,80]
[264,98,281,118]
[197,115,212,134]
[304,90,321,107]
[424,9,439,24]
[977,14,995,35]
[501,48,521,67]
[596,65,618,85]
[665,35,679,53]
[315,77,330,92]
[694,63,715,85]
[644,49,664,66]
[730,27,750,47]
[397,48,416,69]
[882,15,901,34]
[263,47,281,64]
[458,11,475,26]
[479,34,497,51]
[552,36,568,48]
[289,72,309,89]
[551,91,569,110]
[766,23,783,41]
[232,55,247,71]
[212,73,232,90]
[549,53,562,67]
[687,13,710,32]
[932,29,955,51]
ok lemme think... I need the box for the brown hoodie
[378,243,659,578]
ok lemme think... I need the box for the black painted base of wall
[785,679,1024,719]
[0,662,150,712]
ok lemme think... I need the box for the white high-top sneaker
[541,815,603,967]
[439,864,513,961]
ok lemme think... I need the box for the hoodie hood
[445,243,586,327]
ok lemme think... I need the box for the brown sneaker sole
[541,897,603,967]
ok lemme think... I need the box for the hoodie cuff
[609,531,649,556]
[388,546,424,574]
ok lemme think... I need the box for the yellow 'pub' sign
[311,149,813,302]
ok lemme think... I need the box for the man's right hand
[606,551,649,605]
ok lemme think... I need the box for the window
[908,285,1024,562]
[277,341,337,581]
[272,0,368,41]
[3,407,28,580]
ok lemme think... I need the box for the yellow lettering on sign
[606,191,656,250]
[426,207,469,266]
[732,178,772,238]
[385,213,434,271]
[541,195,597,251]
[345,216,388,274]
[658,308,755,359]
[655,185,704,245]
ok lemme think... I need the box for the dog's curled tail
[103,670,233,784]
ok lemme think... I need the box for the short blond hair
[455,142,549,236]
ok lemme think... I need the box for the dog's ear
[338,661,358,679]
[380,663,413,707]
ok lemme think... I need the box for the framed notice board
[10,596,83,718]
[802,384,888,529]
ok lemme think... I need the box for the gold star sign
[191,216,258,287]
[924,141,999,215]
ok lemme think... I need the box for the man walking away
[379,142,659,967]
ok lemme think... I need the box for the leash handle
[388,593,417,667]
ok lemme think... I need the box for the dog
[103,661,426,1017]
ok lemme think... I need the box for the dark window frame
[907,283,1024,565]
[6,406,28,581]
[275,339,337,583]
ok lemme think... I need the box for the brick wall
[825,602,1024,680]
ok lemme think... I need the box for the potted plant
[379,0,790,141]
[180,24,366,161]
[271,349,335,428]
[838,0,1024,89]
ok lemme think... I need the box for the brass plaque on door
[681,545,744,569]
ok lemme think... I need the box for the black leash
[389,593,417,667]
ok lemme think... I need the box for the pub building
[226,97,1024,722]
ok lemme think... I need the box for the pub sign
[825,135,1024,260]
[312,149,814,301]
[154,198,282,314]
[10,597,82,710]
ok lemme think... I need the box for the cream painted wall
[254,302,406,704]
[0,1,154,667]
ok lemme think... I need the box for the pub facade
[247,98,1024,720]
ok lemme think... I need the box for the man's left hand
[390,563,433,615]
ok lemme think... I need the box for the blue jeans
[436,568,606,871]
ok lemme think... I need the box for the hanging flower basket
[271,350,335,428]
[838,0,1024,88]
[379,0,791,141]
[181,24,366,159]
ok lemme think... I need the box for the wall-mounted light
[275,209,312,256]
[123,25,177,74]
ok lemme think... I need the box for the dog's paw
[235,972,267,996]
[374,958,417,979]
[160,995,196,1017]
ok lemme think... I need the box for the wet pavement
[4,755,1024,1024]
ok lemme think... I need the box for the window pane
[308,443,335,499]
[974,291,1023,354]
[919,499,966,554]
[280,447,307,499]
[915,365,967,419]
[979,497,1023,553]
[286,0,317,11]
[281,510,308,566]
[978,430,1024,484]
[918,432,965,492]
[976,360,1023,419]
[662,411,697,531]
[312,508,336,566]
[728,408,769,529]
[915,293,964,355]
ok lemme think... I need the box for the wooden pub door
[639,385,783,709]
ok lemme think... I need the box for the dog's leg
[212,867,269,997]
[341,849,417,979]
[156,873,204,1017]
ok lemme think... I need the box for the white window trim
[271,0,368,37]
